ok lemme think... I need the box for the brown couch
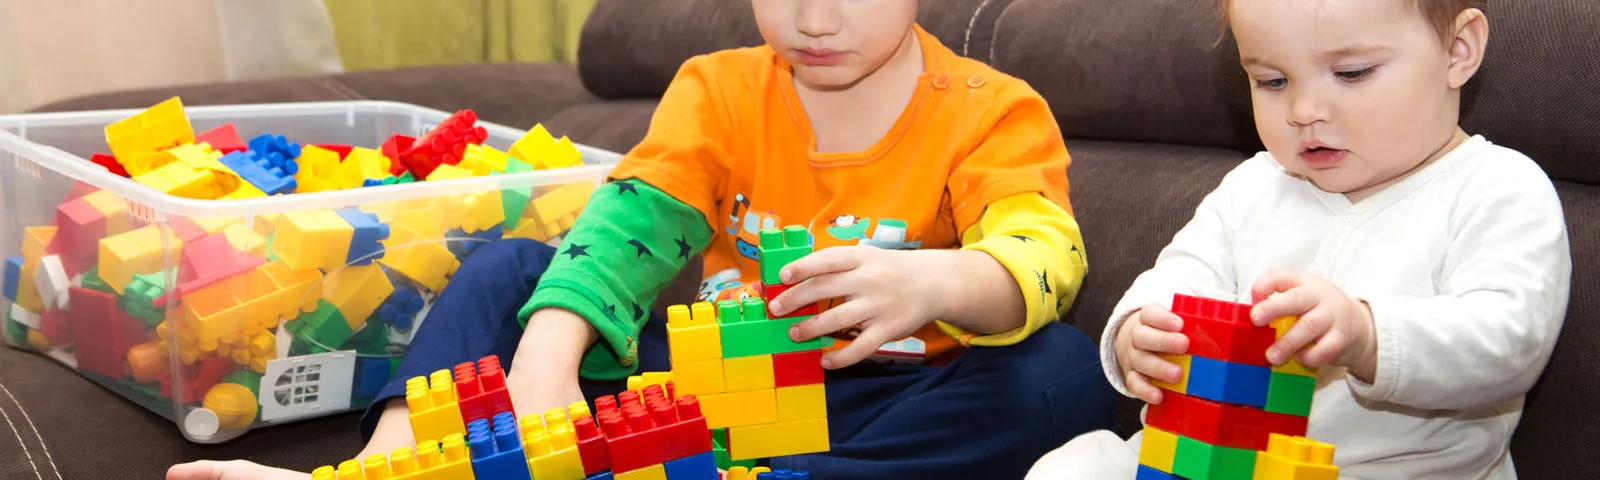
[12,0,1598,478]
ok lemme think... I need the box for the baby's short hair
[1219,0,1486,44]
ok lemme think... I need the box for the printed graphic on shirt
[727,193,781,260]
[824,215,923,250]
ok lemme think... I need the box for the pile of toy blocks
[1,97,600,435]
[318,354,815,480]
[1136,294,1337,480]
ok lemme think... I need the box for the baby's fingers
[1126,372,1166,405]
[1131,324,1188,355]
[1130,350,1183,385]
[1269,307,1333,365]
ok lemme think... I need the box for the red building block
[89,154,130,177]
[154,233,266,307]
[68,286,146,379]
[455,356,515,425]
[196,123,247,153]
[40,310,72,347]
[573,413,611,475]
[54,197,108,255]
[158,356,236,403]
[169,217,211,243]
[381,135,416,176]
[1171,294,1276,367]
[760,282,818,318]
[596,384,713,473]
[1145,390,1307,451]
[313,144,354,160]
[773,349,825,388]
[400,110,487,179]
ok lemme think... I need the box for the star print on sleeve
[632,302,645,321]
[1040,269,1052,295]
[1011,235,1035,243]
[615,181,639,196]
[675,236,692,260]
[562,243,591,260]
[628,239,654,257]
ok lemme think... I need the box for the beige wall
[0,0,343,113]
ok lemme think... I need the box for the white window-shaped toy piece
[258,351,355,422]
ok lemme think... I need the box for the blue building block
[585,472,614,480]
[755,468,812,480]
[220,151,298,195]
[1187,355,1270,408]
[246,134,302,169]
[663,452,718,480]
[362,178,384,187]
[1136,465,1179,480]
[352,356,392,402]
[469,412,532,480]
[3,256,21,302]
[336,208,391,265]
[374,279,424,330]
[445,225,504,259]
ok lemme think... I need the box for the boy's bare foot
[166,460,311,480]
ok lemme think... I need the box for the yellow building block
[179,269,283,351]
[725,467,772,480]
[508,124,557,169]
[626,371,675,393]
[614,463,667,480]
[380,434,476,480]
[667,302,722,364]
[457,190,505,234]
[253,213,281,236]
[104,97,194,175]
[727,418,829,461]
[379,225,459,292]
[1139,425,1179,474]
[135,160,217,199]
[699,389,777,429]
[1150,354,1191,394]
[295,145,344,193]
[459,144,509,176]
[529,183,595,228]
[347,148,393,181]
[21,226,56,269]
[169,142,227,172]
[14,263,42,313]
[271,210,355,271]
[507,219,551,242]
[724,354,775,392]
[425,164,475,182]
[222,182,266,200]
[776,384,826,422]
[391,204,448,240]
[99,225,184,294]
[322,265,396,331]
[1252,433,1338,480]
[80,190,131,237]
[221,223,268,258]
[27,329,51,350]
[191,216,240,235]
[672,359,726,397]
[521,409,585,480]
[259,260,324,320]
[406,370,467,443]
[1270,316,1318,377]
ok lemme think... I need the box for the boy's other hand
[768,245,941,370]
[1114,305,1189,404]
[1249,269,1379,382]
[167,460,310,480]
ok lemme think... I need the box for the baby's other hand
[1249,269,1378,380]
[167,460,310,480]
[1114,304,1189,404]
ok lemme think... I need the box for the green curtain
[324,0,596,71]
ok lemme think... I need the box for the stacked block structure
[1137,294,1337,480]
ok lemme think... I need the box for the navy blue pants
[362,239,1118,479]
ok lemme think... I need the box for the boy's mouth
[1299,140,1348,170]
[796,47,847,66]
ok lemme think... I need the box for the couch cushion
[1509,180,1600,480]
[28,64,596,134]
[544,100,659,155]
[577,0,1024,100]
[0,344,362,478]
[990,0,1259,152]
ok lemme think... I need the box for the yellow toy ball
[203,383,259,430]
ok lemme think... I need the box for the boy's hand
[1249,269,1379,382]
[767,246,943,370]
[166,460,310,480]
[1114,305,1189,404]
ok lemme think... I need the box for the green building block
[382,172,416,186]
[221,370,265,399]
[1173,435,1257,480]
[4,306,24,345]
[711,428,758,470]
[122,270,171,327]
[1265,371,1315,416]
[757,226,812,285]
[266,233,280,262]
[500,158,535,230]
[343,321,391,355]
[287,300,353,355]
[79,266,115,294]
[718,298,820,358]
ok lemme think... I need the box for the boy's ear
[1447,8,1489,89]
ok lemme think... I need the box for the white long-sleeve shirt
[1099,136,1571,480]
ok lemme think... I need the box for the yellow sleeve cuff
[937,193,1087,346]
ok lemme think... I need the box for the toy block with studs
[594,383,714,475]
[455,356,515,426]
[756,226,810,286]
[468,412,533,480]
[270,210,355,271]
[521,402,589,480]
[103,96,195,176]
[758,281,816,318]
[667,302,722,364]
[406,370,468,443]
[1252,434,1338,480]
[196,123,247,153]
[1171,294,1277,367]
[402,109,488,179]
[717,298,818,359]
[336,208,391,266]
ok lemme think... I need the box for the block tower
[1136,294,1337,480]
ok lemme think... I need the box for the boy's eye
[1254,78,1288,90]
[1335,67,1376,81]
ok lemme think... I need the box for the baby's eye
[1335,67,1376,81]
[1253,77,1288,90]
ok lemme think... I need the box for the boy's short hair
[1218,0,1487,44]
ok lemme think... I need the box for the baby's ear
[1447,8,1490,89]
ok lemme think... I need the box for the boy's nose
[1287,87,1330,127]
[796,0,842,37]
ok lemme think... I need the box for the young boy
[168,1,1116,479]
[1026,0,1570,478]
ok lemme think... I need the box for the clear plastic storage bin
[0,101,620,443]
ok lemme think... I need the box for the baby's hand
[767,246,941,369]
[167,460,310,480]
[1114,305,1189,404]
[1249,269,1378,380]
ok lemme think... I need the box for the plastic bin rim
[0,100,621,219]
